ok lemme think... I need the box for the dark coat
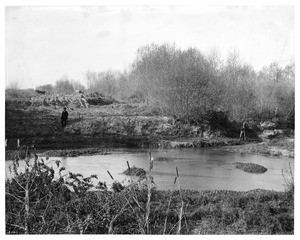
[61,110,68,120]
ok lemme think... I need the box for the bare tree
[55,75,75,94]
[7,80,20,90]
[131,43,221,121]
[36,84,54,94]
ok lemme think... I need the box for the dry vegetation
[232,162,267,174]
[7,43,295,126]
[6,149,294,234]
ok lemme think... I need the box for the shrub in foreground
[6,150,293,234]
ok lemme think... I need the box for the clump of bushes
[5,150,19,160]
[123,166,146,178]
[232,162,267,173]
[5,145,34,160]
[86,91,118,105]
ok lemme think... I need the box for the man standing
[61,107,69,128]
[239,121,246,141]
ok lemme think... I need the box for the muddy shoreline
[5,134,260,160]
[226,139,294,158]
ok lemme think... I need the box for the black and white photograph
[2,0,296,236]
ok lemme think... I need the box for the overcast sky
[5,6,294,89]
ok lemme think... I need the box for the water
[5,147,294,191]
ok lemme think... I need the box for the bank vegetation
[6,150,294,234]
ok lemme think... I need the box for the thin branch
[5,192,24,203]
[7,223,26,231]
[163,193,172,234]
[11,177,26,191]
[108,202,129,234]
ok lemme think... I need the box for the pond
[5,147,294,191]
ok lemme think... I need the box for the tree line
[36,75,85,95]
[35,43,294,124]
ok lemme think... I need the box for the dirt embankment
[6,91,251,152]
[6,106,243,151]
[8,91,294,158]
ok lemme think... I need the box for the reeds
[6,147,294,234]
[282,162,294,194]
[145,152,153,233]
[174,167,185,234]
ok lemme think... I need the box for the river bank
[6,148,294,234]
[5,136,255,160]
[6,157,294,234]
[5,92,293,160]
[226,136,294,158]
[10,188,294,234]
[5,98,256,160]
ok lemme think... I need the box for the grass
[232,162,268,173]
[5,147,294,234]
[123,166,147,178]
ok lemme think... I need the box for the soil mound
[123,166,146,177]
[232,162,267,173]
[6,90,118,109]
[86,92,118,105]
